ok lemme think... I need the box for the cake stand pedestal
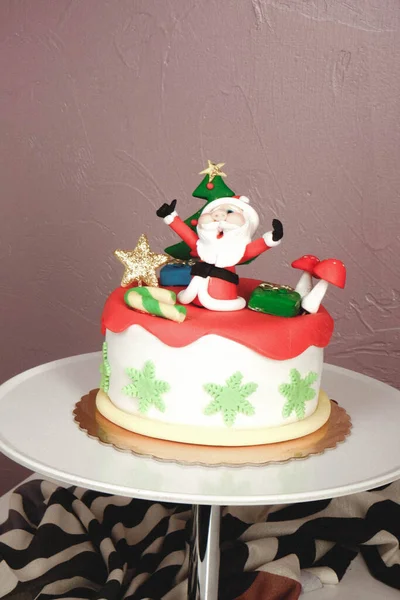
[1,353,400,600]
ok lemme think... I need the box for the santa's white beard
[196,221,252,267]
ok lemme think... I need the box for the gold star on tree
[114,234,170,288]
[199,160,226,182]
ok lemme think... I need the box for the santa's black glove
[272,219,283,242]
[156,199,177,219]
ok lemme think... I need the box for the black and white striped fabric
[1,478,400,599]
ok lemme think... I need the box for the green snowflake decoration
[203,372,257,427]
[122,361,170,414]
[280,369,318,420]
[99,341,111,393]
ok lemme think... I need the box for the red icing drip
[101,278,334,360]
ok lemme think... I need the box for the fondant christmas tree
[192,161,235,202]
[165,161,235,261]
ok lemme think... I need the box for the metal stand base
[188,505,222,600]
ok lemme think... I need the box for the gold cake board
[74,389,352,466]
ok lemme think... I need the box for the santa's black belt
[190,262,239,285]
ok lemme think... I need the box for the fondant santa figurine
[156,196,283,311]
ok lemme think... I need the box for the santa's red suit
[163,196,281,311]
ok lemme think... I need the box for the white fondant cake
[106,326,323,429]
[96,278,335,446]
[95,169,346,447]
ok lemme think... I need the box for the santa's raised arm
[156,196,283,311]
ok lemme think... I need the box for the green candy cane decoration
[124,286,187,323]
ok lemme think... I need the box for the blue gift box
[160,263,192,286]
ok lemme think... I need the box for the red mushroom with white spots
[301,259,346,314]
[291,255,320,298]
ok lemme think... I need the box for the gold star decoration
[199,160,227,182]
[114,234,170,288]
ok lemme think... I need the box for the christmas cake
[96,161,346,446]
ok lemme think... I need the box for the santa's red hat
[199,196,259,236]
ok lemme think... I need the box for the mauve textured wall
[1,0,400,389]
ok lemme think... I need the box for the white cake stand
[0,353,400,600]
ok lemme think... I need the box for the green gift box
[248,283,301,317]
